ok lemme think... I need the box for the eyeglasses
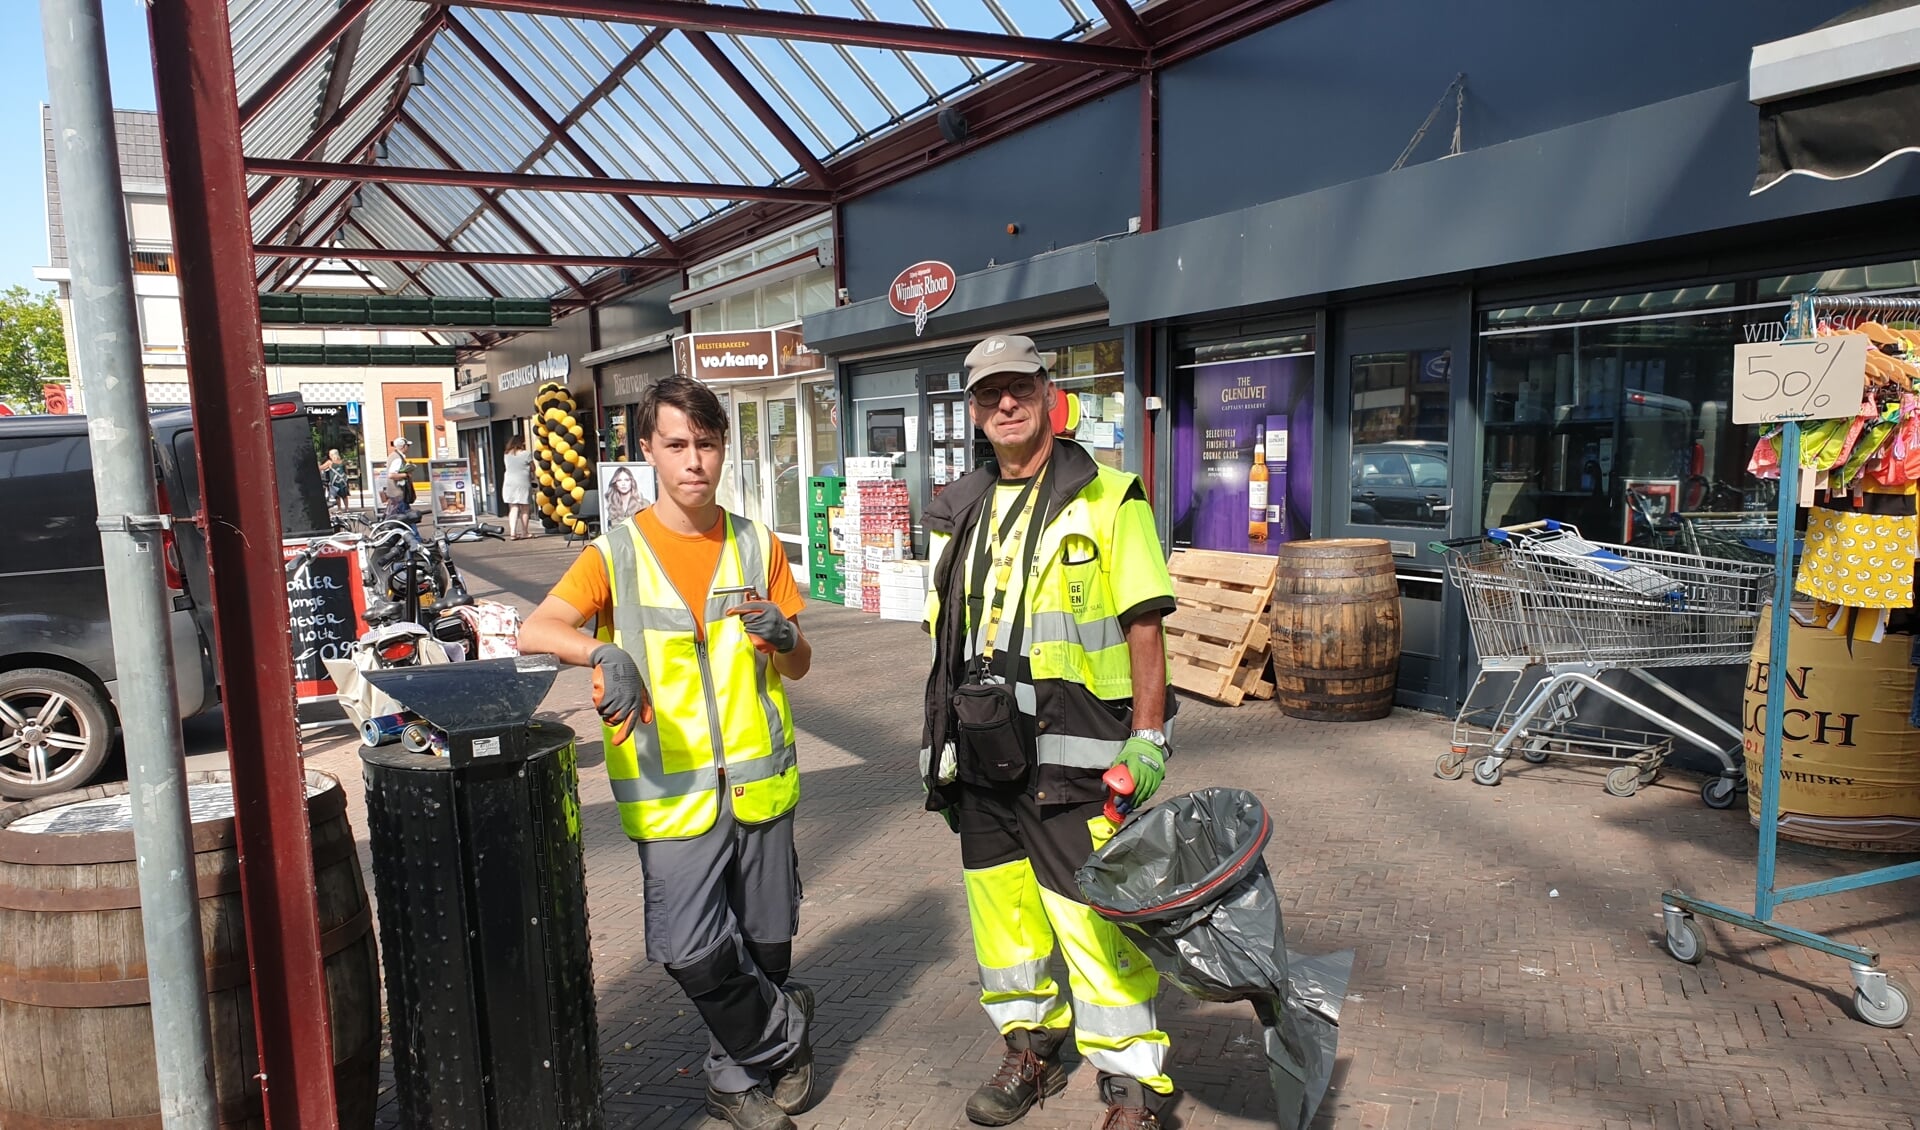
[969,375,1041,406]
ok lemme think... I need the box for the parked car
[1351,441,1451,528]
[0,394,331,797]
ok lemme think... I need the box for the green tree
[0,286,70,411]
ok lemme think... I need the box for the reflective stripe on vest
[596,513,799,841]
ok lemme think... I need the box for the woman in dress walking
[502,436,534,539]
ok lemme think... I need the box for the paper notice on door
[905,416,918,451]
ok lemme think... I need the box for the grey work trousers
[635,783,805,1094]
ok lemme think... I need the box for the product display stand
[1661,292,1920,1028]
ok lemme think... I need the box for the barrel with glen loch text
[1269,539,1403,721]
[1742,604,1920,851]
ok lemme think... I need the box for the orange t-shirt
[549,508,804,637]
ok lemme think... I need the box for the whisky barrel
[1270,539,1403,721]
[0,770,380,1128]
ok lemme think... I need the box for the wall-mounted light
[351,189,366,210]
[407,63,426,87]
[374,138,390,161]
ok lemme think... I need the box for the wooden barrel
[1270,539,1403,721]
[0,770,380,1128]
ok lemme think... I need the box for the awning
[1753,0,1920,192]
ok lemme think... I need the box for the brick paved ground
[303,534,1920,1130]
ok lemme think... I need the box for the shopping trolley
[1432,521,1772,807]
[1675,511,1802,565]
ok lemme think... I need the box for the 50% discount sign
[1732,335,1870,424]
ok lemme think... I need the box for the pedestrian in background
[919,334,1179,1129]
[384,437,414,518]
[519,375,818,1130]
[502,435,533,539]
[320,447,349,513]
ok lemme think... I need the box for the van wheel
[0,668,114,799]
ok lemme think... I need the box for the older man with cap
[917,334,1179,1128]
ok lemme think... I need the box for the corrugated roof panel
[230,0,1152,291]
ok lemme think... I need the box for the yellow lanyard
[972,467,1046,662]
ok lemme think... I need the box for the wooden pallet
[1164,549,1279,706]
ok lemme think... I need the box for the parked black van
[0,393,331,797]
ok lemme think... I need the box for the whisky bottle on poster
[1248,425,1269,541]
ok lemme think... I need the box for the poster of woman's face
[601,462,655,530]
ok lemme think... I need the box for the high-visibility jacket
[593,511,798,841]
[919,439,1174,806]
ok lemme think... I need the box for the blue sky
[3,0,155,292]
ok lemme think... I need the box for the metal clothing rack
[1661,292,1920,1028]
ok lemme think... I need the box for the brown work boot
[1096,1075,1165,1129]
[705,1084,794,1130]
[769,982,816,1114]
[965,1027,1068,1126]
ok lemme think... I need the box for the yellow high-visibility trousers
[961,802,1172,1094]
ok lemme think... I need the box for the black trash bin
[359,656,602,1130]
[1076,788,1349,1130]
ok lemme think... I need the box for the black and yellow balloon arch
[532,381,593,538]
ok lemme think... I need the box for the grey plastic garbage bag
[1076,788,1348,1130]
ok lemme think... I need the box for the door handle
[1430,503,1454,512]
[1362,491,1377,500]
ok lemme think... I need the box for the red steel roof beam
[441,17,684,255]
[372,182,505,296]
[246,9,447,211]
[447,0,1146,68]
[347,218,438,293]
[247,156,832,204]
[256,243,678,269]
[237,0,375,126]
[1089,0,1152,49]
[681,30,834,188]
[148,0,339,1123]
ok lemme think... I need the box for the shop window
[1347,349,1450,530]
[1051,338,1126,471]
[801,270,835,316]
[138,295,184,353]
[762,280,797,327]
[806,381,840,477]
[1480,296,1771,541]
[1170,328,1317,555]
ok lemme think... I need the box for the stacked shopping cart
[1433,521,1771,807]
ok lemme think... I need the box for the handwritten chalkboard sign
[284,541,367,700]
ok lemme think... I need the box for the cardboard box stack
[843,457,910,614]
[877,560,932,623]
[806,476,845,605]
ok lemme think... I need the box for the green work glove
[1113,737,1167,808]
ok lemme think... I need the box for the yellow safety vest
[924,452,1150,779]
[593,511,798,841]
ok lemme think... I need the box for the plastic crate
[809,570,844,603]
[808,477,845,508]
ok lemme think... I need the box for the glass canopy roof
[233,0,1157,302]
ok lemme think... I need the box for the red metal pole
[147,2,339,1127]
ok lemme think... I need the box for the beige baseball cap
[963,334,1051,388]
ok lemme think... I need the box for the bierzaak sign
[673,330,828,381]
[888,261,956,336]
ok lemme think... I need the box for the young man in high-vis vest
[920,335,1179,1130]
[520,376,817,1130]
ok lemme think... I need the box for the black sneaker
[705,1085,794,1130]
[770,982,817,1115]
[964,1028,1068,1126]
